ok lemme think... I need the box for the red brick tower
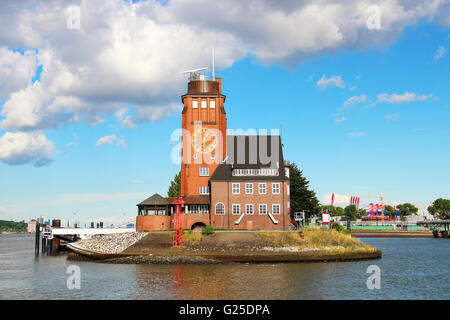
[180,73,227,197]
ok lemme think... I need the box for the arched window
[215,203,225,215]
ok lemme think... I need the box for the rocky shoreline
[73,232,147,254]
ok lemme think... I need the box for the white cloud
[433,45,446,61]
[95,134,125,147]
[34,192,146,207]
[115,108,135,129]
[385,112,400,121]
[0,131,54,166]
[0,48,37,100]
[343,94,367,108]
[0,0,447,164]
[375,92,432,104]
[334,116,346,123]
[333,93,367,122]
[347,132,367,137]
[316,75,345,89]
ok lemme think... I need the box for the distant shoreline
[351,229,433,238]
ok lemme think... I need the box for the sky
[0,0,449,225]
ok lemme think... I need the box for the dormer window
[192,100,198,109]
[210,100,216,109]
[201,100,207,109]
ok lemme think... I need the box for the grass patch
[183,231,203,246]
[260,227,376,253]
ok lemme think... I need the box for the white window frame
[285,167,290,178]
[259,183,266,194]
[272,204,281,215]
[199,167,209,177]
[287,185,290,195]
[201,100,207,109]
[232,183,240,194]
[199,186,210,195]
[215,203,225,215]
[272,183,280,194]
[192,100,198,109]
[246,204,254,215]
[245,183,253,194]
[232,204,241,215]
[259,204,267,215]
[190,205,198,214]
[210,100,216,109]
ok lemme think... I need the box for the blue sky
[0,1,448,225]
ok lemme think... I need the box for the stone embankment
[74,232,147,254]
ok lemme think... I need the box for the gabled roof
[137,193,169,206]
[210,135,288,182]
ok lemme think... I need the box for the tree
[167,171,181,197]
[344,205,358,221]
[289,162,320,218]
[320,205,345,216]
[428,198,450,219]
[384,205,396,219]
[396,203,418,216]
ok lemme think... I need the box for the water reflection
[1,234,448,300]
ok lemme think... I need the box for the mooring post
[42,237,46,254]
[35,222,40,256]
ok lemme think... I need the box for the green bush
[331,222,349,234]
[202,224,214,235]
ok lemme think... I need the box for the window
[259,204,267,215]
[285,167,290,178]
[200,205,209,213]
[192,100,198,109]
[201,100,207,109]
[199,167,209,176]
[272,204,281,215]
[232,204,241,215]
[259,183,266,194]
[287,201,290,209]
[210,100,216,109]
[232,183,240,194]
[245,183,253,194]
[287,185,290,195]
[211,154,215,160]
[190,205,198,214]
[246,204,254,215]
[234,169,244,176]
[193,154,197,160]
[272,183,280,194]
[215,203,225,215]
[199,186,210,195]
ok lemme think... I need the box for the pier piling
[35,223,40,256]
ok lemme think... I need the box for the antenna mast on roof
[212,45,215,81]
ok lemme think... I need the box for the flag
[331,193,334,206]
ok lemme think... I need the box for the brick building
[136,73,291,231]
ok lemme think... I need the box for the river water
[0,234,448,300]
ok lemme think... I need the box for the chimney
[217,77,222,94]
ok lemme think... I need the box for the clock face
[192,128,217,154]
